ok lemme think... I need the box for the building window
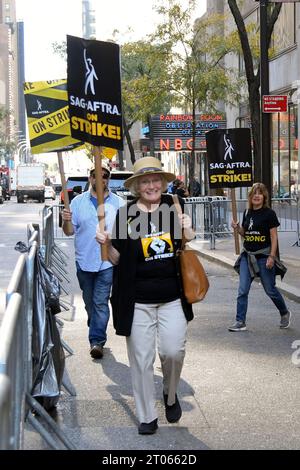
[271,3,296,55]
[271,103,298,198]
[5,3,10,10]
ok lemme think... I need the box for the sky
[16,0,207,82]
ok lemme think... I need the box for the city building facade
[82,0,96,39]
[0,0,25,167]
[206,0,300,198]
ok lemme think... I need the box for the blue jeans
[236,253,288,323]
[76,262,113,346]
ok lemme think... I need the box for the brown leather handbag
[173,195,209,304]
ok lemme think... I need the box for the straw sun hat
[124,157,176,189]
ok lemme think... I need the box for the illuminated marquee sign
[150,114,227,151]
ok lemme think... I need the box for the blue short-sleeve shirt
[70,190,125,272]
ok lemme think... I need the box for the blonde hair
[248,182,269,209]
[128,174,168,197]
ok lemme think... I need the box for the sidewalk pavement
[189,230,300,304]
[24,233,300,451]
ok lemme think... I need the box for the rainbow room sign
[205,128,253,188]
[150,114,226,151]
[67,35,123,150]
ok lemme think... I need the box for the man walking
[62,164,124,359]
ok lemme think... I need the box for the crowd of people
[61,158,290,435]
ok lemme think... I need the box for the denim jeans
[236,252,288,323]
[76,262,113,346]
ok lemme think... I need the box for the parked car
[53,183,62,195]
[109,171,133,198]
[59,176,89,206]
[44,185,56,200]
[59,176,89,226]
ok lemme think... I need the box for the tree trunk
[123,117,136,165]
[118,150,124,170]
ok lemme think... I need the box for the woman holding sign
[229,183,291,332]
[96,157,195,435]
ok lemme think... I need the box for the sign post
[67,35,123,261]
[57,151,73,234]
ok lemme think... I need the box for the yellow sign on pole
[24,79,83,154]
[101,147,117,160]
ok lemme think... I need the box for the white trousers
[126,299,188,424]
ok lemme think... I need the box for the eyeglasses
[139,176,162,187]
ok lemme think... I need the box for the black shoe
[90,344,103,359]
[138,418,158,435]
[163,393,182,423]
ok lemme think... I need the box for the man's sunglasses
[91,173,109,179]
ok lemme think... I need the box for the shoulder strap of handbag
[172,194,187,250]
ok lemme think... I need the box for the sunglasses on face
[91,173,109,179]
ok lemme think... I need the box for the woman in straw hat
[96,156,195,435]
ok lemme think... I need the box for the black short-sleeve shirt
[242,207,280,252]
[111,195,182,303]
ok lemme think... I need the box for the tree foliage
[121,40,173,163]
[150,0,243,193]
[227,0,282,182]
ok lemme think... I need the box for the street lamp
[16,142,28,165]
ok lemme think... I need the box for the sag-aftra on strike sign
[67,35,123,149]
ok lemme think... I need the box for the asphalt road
[0,195,56,318]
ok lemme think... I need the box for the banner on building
[24,79,84,154]
[150,114,227,151]
[67,35,123,150]
[205,128,253,188]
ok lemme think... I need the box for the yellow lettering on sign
[28,106,70,139]
[70,116,122,140]
[87,113,98,122]
[210,173,252,184]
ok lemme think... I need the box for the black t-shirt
[112,198,182,303]
[242,207,280,252]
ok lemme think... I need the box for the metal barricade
[184,196,300,249]
[0,224,76,450]
[0,293,23,449]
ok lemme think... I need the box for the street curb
[189,242,300,304]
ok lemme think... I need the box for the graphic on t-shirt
[141,232,174,261]
[150,221,157,234]
[245,214,266,243]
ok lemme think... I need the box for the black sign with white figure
[205,128,253,188]
[67,35,123,149]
